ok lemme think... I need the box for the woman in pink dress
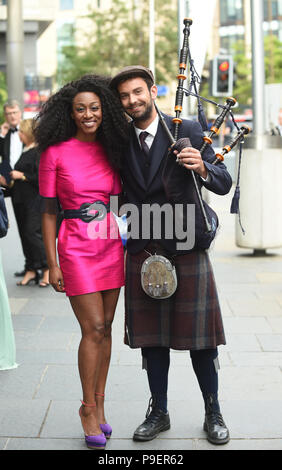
[35,75,129,449]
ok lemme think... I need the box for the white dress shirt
[134,115,159,150]
[9,129,23,168]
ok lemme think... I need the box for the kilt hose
[124,242,226,351]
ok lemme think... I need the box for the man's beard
[128,100,154,124]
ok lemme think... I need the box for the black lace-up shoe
[133,398,170,441]
[203,394,230,445]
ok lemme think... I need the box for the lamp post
[6,0,24,108]
[149,0,155,78]
[250,0,266,136]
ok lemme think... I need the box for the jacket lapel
[4,131,11,162]
[146,114,173,188]
[125,124,147,190]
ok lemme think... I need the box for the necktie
[139,131,150,181]
[139,131,150,157]
[10,128,18,133]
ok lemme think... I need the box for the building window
[56,19,75,74]
[263,0,282,19]
[57,20,75,53]
[60,0,74,10]
[220,0,243,25]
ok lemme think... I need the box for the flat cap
[109,65,155,90]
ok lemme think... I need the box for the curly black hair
[34,74,129,169]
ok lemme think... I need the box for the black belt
[63,201,110,223]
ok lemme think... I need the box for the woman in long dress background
[0,249,18,371]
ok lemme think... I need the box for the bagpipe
[156,18,250,249]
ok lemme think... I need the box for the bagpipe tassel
[230,142,245,234]
[230,186,240,214]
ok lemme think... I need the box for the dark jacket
[121,114,232,254]
[12,146,40,205]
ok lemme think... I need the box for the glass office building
[219,0,282,51]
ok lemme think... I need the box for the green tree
[264,35,282,83]
[57,0,178,87]
[231,40,252,109]
[0,72,7,123]
[231,36,282,111]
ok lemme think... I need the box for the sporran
[141,252,177,299]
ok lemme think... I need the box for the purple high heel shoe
[96,392,112,439]
[100,423,112,439]
[79,401,106,449]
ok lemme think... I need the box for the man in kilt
[110,66,232,445]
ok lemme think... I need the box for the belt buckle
[80,201,107,222]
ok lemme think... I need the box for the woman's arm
[42,212,65,293]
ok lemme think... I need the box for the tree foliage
[0,72,7,123]
[232,35,282,110]
[57,0,178,87]
[264,35,282,83]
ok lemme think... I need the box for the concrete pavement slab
[256,334,282,351]
[0,364,49,399]
[0,399,50,437]
[267,317,282,333]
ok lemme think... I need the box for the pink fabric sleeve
[39,147,57,197]
[111,170,122,195]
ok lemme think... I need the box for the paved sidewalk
[0,190,282,451]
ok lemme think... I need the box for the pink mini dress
[39,137,125,296]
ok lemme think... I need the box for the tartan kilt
[124,243,226,350]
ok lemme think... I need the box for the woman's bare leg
[70,292,105,436]
[95,287,120,424]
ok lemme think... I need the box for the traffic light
[211,56,234,97]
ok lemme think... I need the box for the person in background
[0,242,18,371]
[9,119,49,287]
[270,108,282,136]
[0,100,27,277]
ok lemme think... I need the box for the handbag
[141,252,177,299]
[0,188,9,238]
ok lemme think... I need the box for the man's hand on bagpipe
[173,146,207,179]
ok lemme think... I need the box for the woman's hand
[49,266,65,293]
[10,170,24,180]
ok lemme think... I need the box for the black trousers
[12,199,47,272]
[142,346,219,413]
